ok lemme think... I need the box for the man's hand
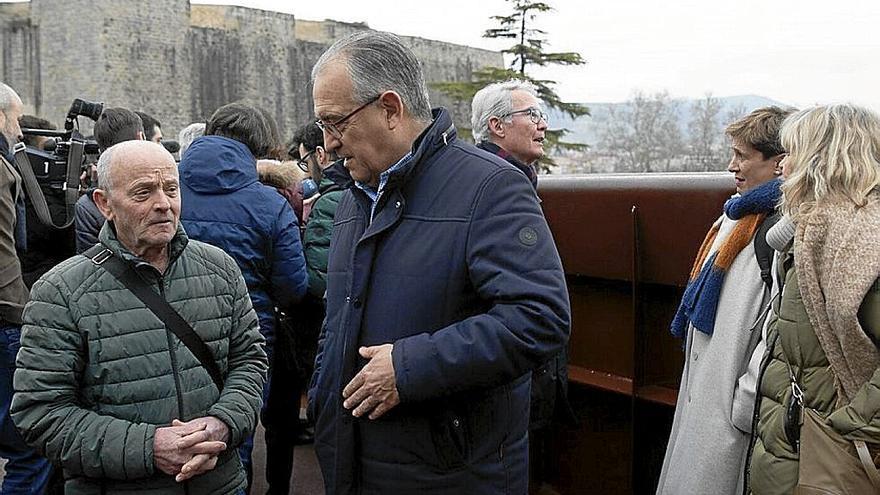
[169,416,230,482]
[174,451,222,483]
[172,416,230,444]
[152,417,230,482]
[153,421,225,477]
[342,344,400,420]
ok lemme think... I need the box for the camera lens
[81,101,104,121]
[69,99,104,122]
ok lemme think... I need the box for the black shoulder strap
[12,141,80,229]
[83,244,224,390]
[754,212,781,291]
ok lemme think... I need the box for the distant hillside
[550,95,790,146]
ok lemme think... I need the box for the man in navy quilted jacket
[308,31,571,494]
[177,102,308,492]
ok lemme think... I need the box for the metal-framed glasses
[296,150,315,172]
[501,107,548,125]
[315,95,381,139]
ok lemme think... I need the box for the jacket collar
[476,140,538,190]
[320,159,352,192]
[0,134,13,163]
[373,108,456,193]
[98,221,189,273]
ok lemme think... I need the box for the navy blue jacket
[309,109,571,494]
[179,136,308,349]
[476,140,573,431]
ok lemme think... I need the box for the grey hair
[311,31,433,122]
[471,79,539,143]
[0,82,21,113]
[96,146,115,192]
[178,122,206,158]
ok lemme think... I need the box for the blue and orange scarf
[670,178,781,338]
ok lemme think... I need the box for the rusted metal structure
[537,173,735,494]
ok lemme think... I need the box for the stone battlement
[0,0,502,139]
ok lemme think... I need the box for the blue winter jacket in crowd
[179,135,308,350]
[308,108,571,494]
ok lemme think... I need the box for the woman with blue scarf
[657,107,793,495]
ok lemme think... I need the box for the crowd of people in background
[0,29,878,495]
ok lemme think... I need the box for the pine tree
[433,0,589,163]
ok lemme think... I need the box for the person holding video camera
[16,114,77,288]
[0,81,52,494]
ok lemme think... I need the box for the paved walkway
[250,422,325,494]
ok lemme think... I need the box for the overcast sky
[5,0,876,109]
[193,1,870,112]
[189,0,880,111]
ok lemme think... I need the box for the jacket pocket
[731,338,765,433]
[430,409,471,470]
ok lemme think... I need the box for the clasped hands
[153,416,229,482]
[342,343,401,420]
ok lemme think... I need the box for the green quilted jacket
[303,175,344,298]
[749,246,880,494]
[11,223,268,494]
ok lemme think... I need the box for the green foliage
[432,0,589,166]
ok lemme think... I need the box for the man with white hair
[309,32,570,494]
[11,140,267,493]
[178,122,205,159]
[0,81,52,493]
[471,79,549,189]
[472,80,572,492]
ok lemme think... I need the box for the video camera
[15,98,103,229]
[20,98,103,190]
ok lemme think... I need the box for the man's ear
[92,189,115,221]
[378,91,404,130]
[137,131,146,141]
[488,116,505,138]
[315,145,328,166]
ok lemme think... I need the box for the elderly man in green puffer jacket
[10,140,268,494]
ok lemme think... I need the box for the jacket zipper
[741,330,778,495]
[160,279,186,421]
[742,253,791,494]
[160,278,190,494]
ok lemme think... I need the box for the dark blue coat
[309,109,571,494]
[179,136,308,350]
[476,140,573,431]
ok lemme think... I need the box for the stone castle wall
[0,1,502,140]
[0,3,41,113]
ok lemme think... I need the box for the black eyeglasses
[501,107,548,125]
[315,95,381,140]
[296,150,315,172]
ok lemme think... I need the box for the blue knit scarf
[670,178,781,338]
